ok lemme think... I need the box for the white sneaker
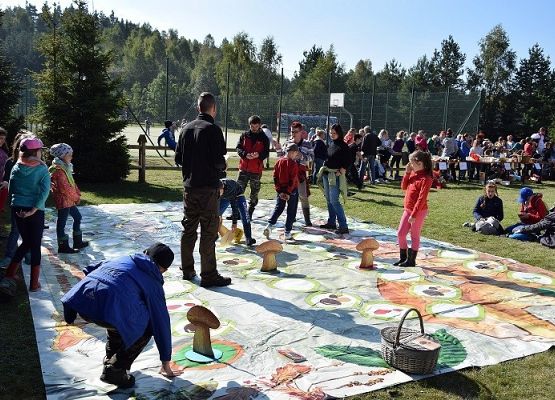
[263,224,273,239]
[284,231,292,240]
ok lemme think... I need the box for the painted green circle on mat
[267,277,320,292]
[173,341,242,368]
[305,292,362,310]
[437,249,478,260]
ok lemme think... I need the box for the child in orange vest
[49,143,89,253]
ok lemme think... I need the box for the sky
[2,0,555,77]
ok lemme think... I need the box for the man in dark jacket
[236,115,270,218]
[61,243,181,388]
[359,126,381,184]
[175,92,231,287]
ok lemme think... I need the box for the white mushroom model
[187,305,221,358]
[355,238,380,269]
[256,240,283,272]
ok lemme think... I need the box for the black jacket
[313,139,328,160]
[473,195,504,222]
[361,132,381,156]
[325,139,351,170]
[175,113,226,188]
[520,211,555,248]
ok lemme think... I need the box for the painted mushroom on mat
[187,305,221,358]
[356,238,380,269]
[256,240,283,272]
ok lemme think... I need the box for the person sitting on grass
[512,204,555,248]
[219,178,256,246]
[505,187,548,241]
[264,143,299,240]
[463,182,504,235]
[61,243,182,388]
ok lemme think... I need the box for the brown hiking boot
[182,270,197,281]
[200,274,231,288]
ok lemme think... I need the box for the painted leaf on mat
[213,387,261,399]
[315,345,389,368]
[431,329,468,368]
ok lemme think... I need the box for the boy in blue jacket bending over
[61,242,182,388]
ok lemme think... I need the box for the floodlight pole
[326,72,332,145]
[224,62,230,144]
[165,57,169,121]
[277,67,284,144]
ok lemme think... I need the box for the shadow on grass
[415,369,494,399]
[79,181,183,205]
[349,197,403,208]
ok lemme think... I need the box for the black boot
[73,233,89,249]
[248,206,255,220]
[393,249,407,266]
[58,239,78,254]
[400,249,417,267]
[302,207,312,227]
[100,364,135,388]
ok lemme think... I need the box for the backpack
[475,217,502,235]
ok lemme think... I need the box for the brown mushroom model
[187,305,221,357]
[356,238,380,269]
[218,218,234,246]
[256,240,283,272]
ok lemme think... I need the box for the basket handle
[394,308,424,349]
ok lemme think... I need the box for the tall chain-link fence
[178,90,480,143]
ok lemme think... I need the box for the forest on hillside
[1,2,555,136]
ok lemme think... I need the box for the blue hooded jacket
[61,254,172,362]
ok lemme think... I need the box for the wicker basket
[380,308,441,374]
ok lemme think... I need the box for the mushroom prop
[185,305,222,362]
[233,227,244,244]
[256,240,283,272]
[218,219,235,247]
[356,238,380,269]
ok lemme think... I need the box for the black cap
[144,242,174,269]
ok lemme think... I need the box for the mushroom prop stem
[187,305,221,358]
[256,240,283,272]
[356,238,380,270]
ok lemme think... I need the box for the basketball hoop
[330,93,344,108]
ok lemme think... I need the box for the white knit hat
[50,143,73,159]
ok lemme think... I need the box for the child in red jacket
[506,187,548,241]
[49,143,89,253]
[263,143,299,240]
[394,150,433,267]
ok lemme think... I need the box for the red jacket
[402,170,433,217]
[236,131,270,175]
[520,193,548,224]
[51,168,81,209]
[273,157,299,195]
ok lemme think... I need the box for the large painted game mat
[24,200,555,399]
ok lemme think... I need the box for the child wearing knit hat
[49,143,89,253]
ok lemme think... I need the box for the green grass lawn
[1,160,554,399]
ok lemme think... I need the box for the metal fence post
[138,134,147,183]
[409,85,415,133]
[326,72,332,144]
[443,86,450,131]
[224,62,230,145]
[370,76,375,128]
[385,90,389,130]
[277,67,284,144]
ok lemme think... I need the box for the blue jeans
[322,174,348,229]
[269,190,299,232]
[312,158,325,184]
[359,155,376,183]
[505,222,537,241]
[219,194,252,240]
[57,206,82,240]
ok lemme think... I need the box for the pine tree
[34,1,129,182]
[0,9,23,136]
[514,44,555,133]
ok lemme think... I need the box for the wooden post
[138,134,147,183]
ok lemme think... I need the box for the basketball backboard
[330,93,344,108]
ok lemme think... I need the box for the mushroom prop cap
[256,240,283,254]
[356,238,379,252]
[187,305,221,329]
